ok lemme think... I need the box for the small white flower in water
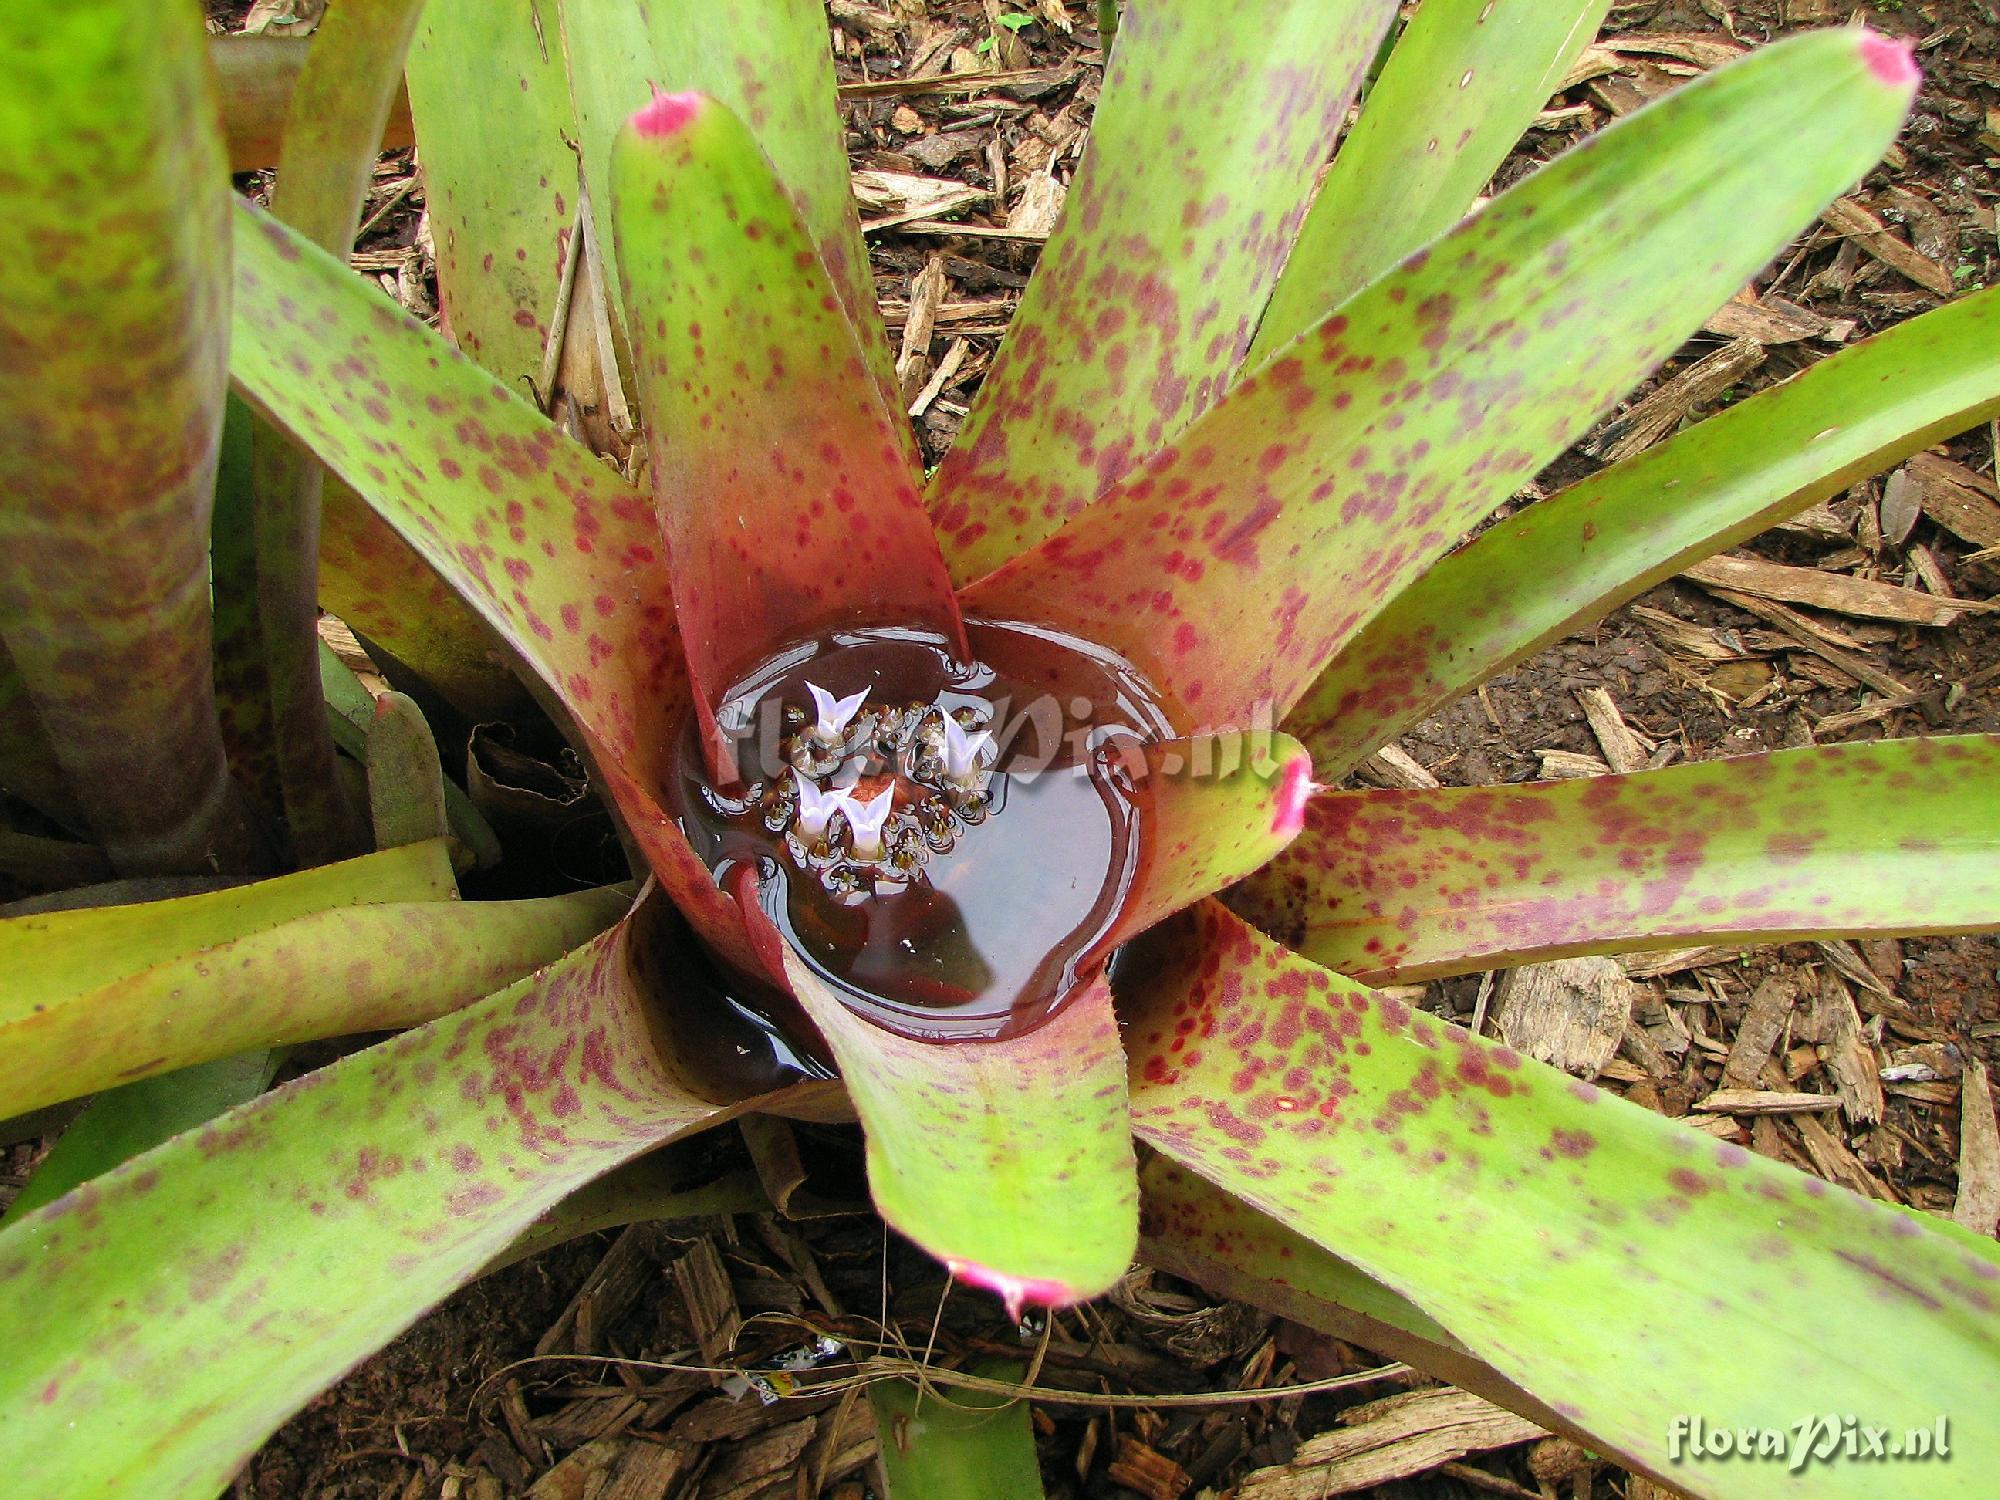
[804,681,868,741]
[793,772,847,841]
[843,783,896,860]
[938,712,992,786]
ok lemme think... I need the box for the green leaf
[0,841,628,1117]
[1287,283,2000,779]
[871,1361,1046,1500]
[0,636,82,835]
[929,0,1398,582]
[782,952,1136,1312]
[559,0,903,422]
[0,909,743,1497]
[1123,901,2000,1496]
[610,94,964,730]
[1111,732,1313,945]
[229,201,765,975]
[232,0,429,865]
[485,1153,770,1275]
[1249,0,1611,362]
[319,474,534,723]
[365,691,453,849]
[961,31,1916,732]
[1,839,451,1005]
[406,0,579,389]
[209,34,415,171]
[0,0,263,875]
[2,1053,281,1224]
[1231,735,2000,984]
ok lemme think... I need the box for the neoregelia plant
[2,2,1998,1496]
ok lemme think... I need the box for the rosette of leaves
[2,2,1998,1497]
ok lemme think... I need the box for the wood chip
[1954,1061,2000,1237]
[1621,946,1732,978]
[1356,743,1440,790]
[1700,586,1914,697]
[1008,165,1067,236]
[1106,1435,1193,1500]
[1684,554,1996,626]
[1809,973,1884,1126]
[671,1239,742,1370]
[907,336,969,418]
[1818,197,1955,296]
[895,254,947,400]
[1536,749,1613,780]
[1575,686,1650,773]
[837,65,1072,99]
[1701,290,1831,345]
[1495,959,1637,1079]
[1586,338,1764,463]
[1695,1088,1841,1115]
[696,1416,817,1500]
[1888,454,2000,550]
[1237,1388,1547,1499]
[1720,974,1798,1090]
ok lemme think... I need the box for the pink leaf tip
[1858,31,1919,89]
[631,90,706,137]
[1272,754,1315,841]
[948,1260,1081,1322]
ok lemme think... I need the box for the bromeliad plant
[3,0,1999,1494]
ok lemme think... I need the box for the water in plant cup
[662,621,1168,1065]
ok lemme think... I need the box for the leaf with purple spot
[963,30,1917,730]
[1230,735,2000,984]
[929,0,1399,582]
[0,0,262,875]
[1288,282,2000,781]
[0,901,831,1498]
[1124,901,2000,1496]
[609,92,964,738]
[1249,0,1611,362]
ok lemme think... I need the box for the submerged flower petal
[805,681,868,741]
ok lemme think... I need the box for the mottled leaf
[229,203,761,973]
[1,850,626,1117]
[2,1054,282,1224]
[930,0,1398,581]
[1124,902,2000,1496]
[610,94,962,740]
[871,1360,1045,1500]
[210,35,414,171]
[1111,732,1314,944]
[0,908,755,1497]
[1289,283,2000,778]
[365,692,453,849]
[0,0,263,874]
[559,0,903,421]
[1233,735,2000,984]
[1249,0,1611,361]
[407,0,578,387]
[782,951,1136,1312]
[963,32,1917,730]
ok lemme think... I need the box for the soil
[55,1,2000,1496]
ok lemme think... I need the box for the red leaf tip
[948,1260,1080,1321]
[1272,754,1315,841]
[631,90,706,137]
[1858,31,1919,89]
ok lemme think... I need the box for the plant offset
[1,2,1998,1497]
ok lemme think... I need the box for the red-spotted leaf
[1111,732,1314,945]
[929,0,1398,581]
[1288,283,2000,779]
[1249,0,1611,361]
[1231,735,2000,984]
[228,203,762,974]
[962,31,1917,731]
[0,905,775,1497]
[782,950,1136,1312]
[210,34,415,171]
[0,843,625,1117]
[406,0,578,388]
[1137,1156,1588,1443]
[1123,902,2000,1496]
[609,94,963,742]
[0,0,263,875]
[559,0,903,422]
